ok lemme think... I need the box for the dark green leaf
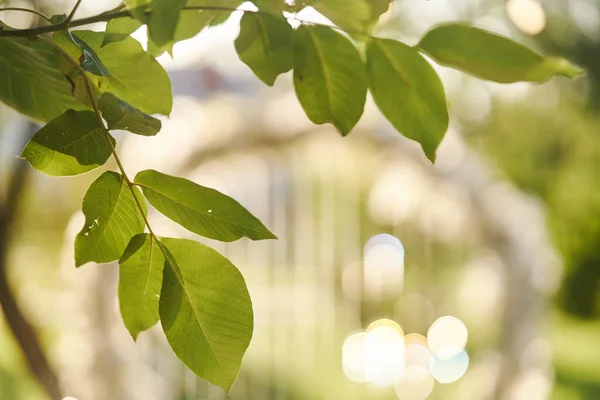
[367,38,448,162]
[159,237,253,392]
[49,14,67,24]
[102,17,143,47]
[235,12,293,86]
[148,0,184,47]
[99,93,161,136]
[73,30,173,116]
[310,0,371,31]
[75,171,147,267]
[134,169,276,242]
[418,23,584,83]
[20,110,115,176]
[0,38,84,122]
[54,30,110,77]
[119,233,164,340]
[293,25,368,135]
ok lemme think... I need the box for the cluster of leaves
[0,0,583,393]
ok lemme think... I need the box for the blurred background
[1,0,600,399]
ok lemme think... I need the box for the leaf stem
[0,7,52,23]
[39,36,160,245]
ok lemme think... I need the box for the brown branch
[0,122,62,400]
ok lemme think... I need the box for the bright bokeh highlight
[429,350,470,384]
[506,0,546,35]
[367,318,404,334]
[395,366,435,400]
[427,316,468,360]
[342,331,367,383]
[364,325,405,388]
[363,234,405,296]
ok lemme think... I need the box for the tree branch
[0,123,63,400]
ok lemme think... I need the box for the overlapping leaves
[0,0,585,395]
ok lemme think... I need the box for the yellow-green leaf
[418,23,584,83]
[75,171,147,267]
[293,25,367,135]
[367,38,448,162]
[134,169,276,242]
[20,110,115,176]
[119,233,165,340]
[99,93,161,136]
[235,12,293,86]
[159,237,253,392]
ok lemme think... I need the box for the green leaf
[147,10,215,57]
[119,233,164,340]
[20,110,115,176]
[367,0,391,24]
[102,17,143,47]
[418,23,584,84]
[54,30,111,77]
[134,169,276,242]
[234,12,293,86]
[99,93,161,136]
[0,38,84,122]
[148,0,184,47]
[73,30,173,116]
[125,0,151,19]
[253,0,289,14]
[310,0,371,31]
[367,38,448,162]
[159,237,253,392]
[75,171,147,267]
[293,25,368,135]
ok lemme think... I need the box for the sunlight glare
[342,331,367,382]
[429,350,470,384]
[365,326,405,388]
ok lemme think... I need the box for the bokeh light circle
[367,318,404,335]
[364,325,405,388]
[364,234,405,272]
[506,0,546,35]
[342,331,367,382]
[427,316,468,360]
[429,350,470,384]
[394,365,435,400]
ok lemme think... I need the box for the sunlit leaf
[72,30,173,116]
[235,12,293,86]
[159,237,253,392]
[99,93,161,136]
[310,0,371,31]
[102,17,143,47]
[134,169,276,242]
[0,38,84,122]
[367,38,448,162]
[75,171,147,267]
[20,110,115,176]
[187,0,243,26]
[293,25,367,135]
[119,233,164,340]
[418,23,584,83]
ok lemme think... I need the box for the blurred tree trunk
[0,121,62,400]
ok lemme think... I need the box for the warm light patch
[506,0,546,35]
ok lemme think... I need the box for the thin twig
[0,5,370,39]
[64,0,84,26]
[0,7,52,23]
